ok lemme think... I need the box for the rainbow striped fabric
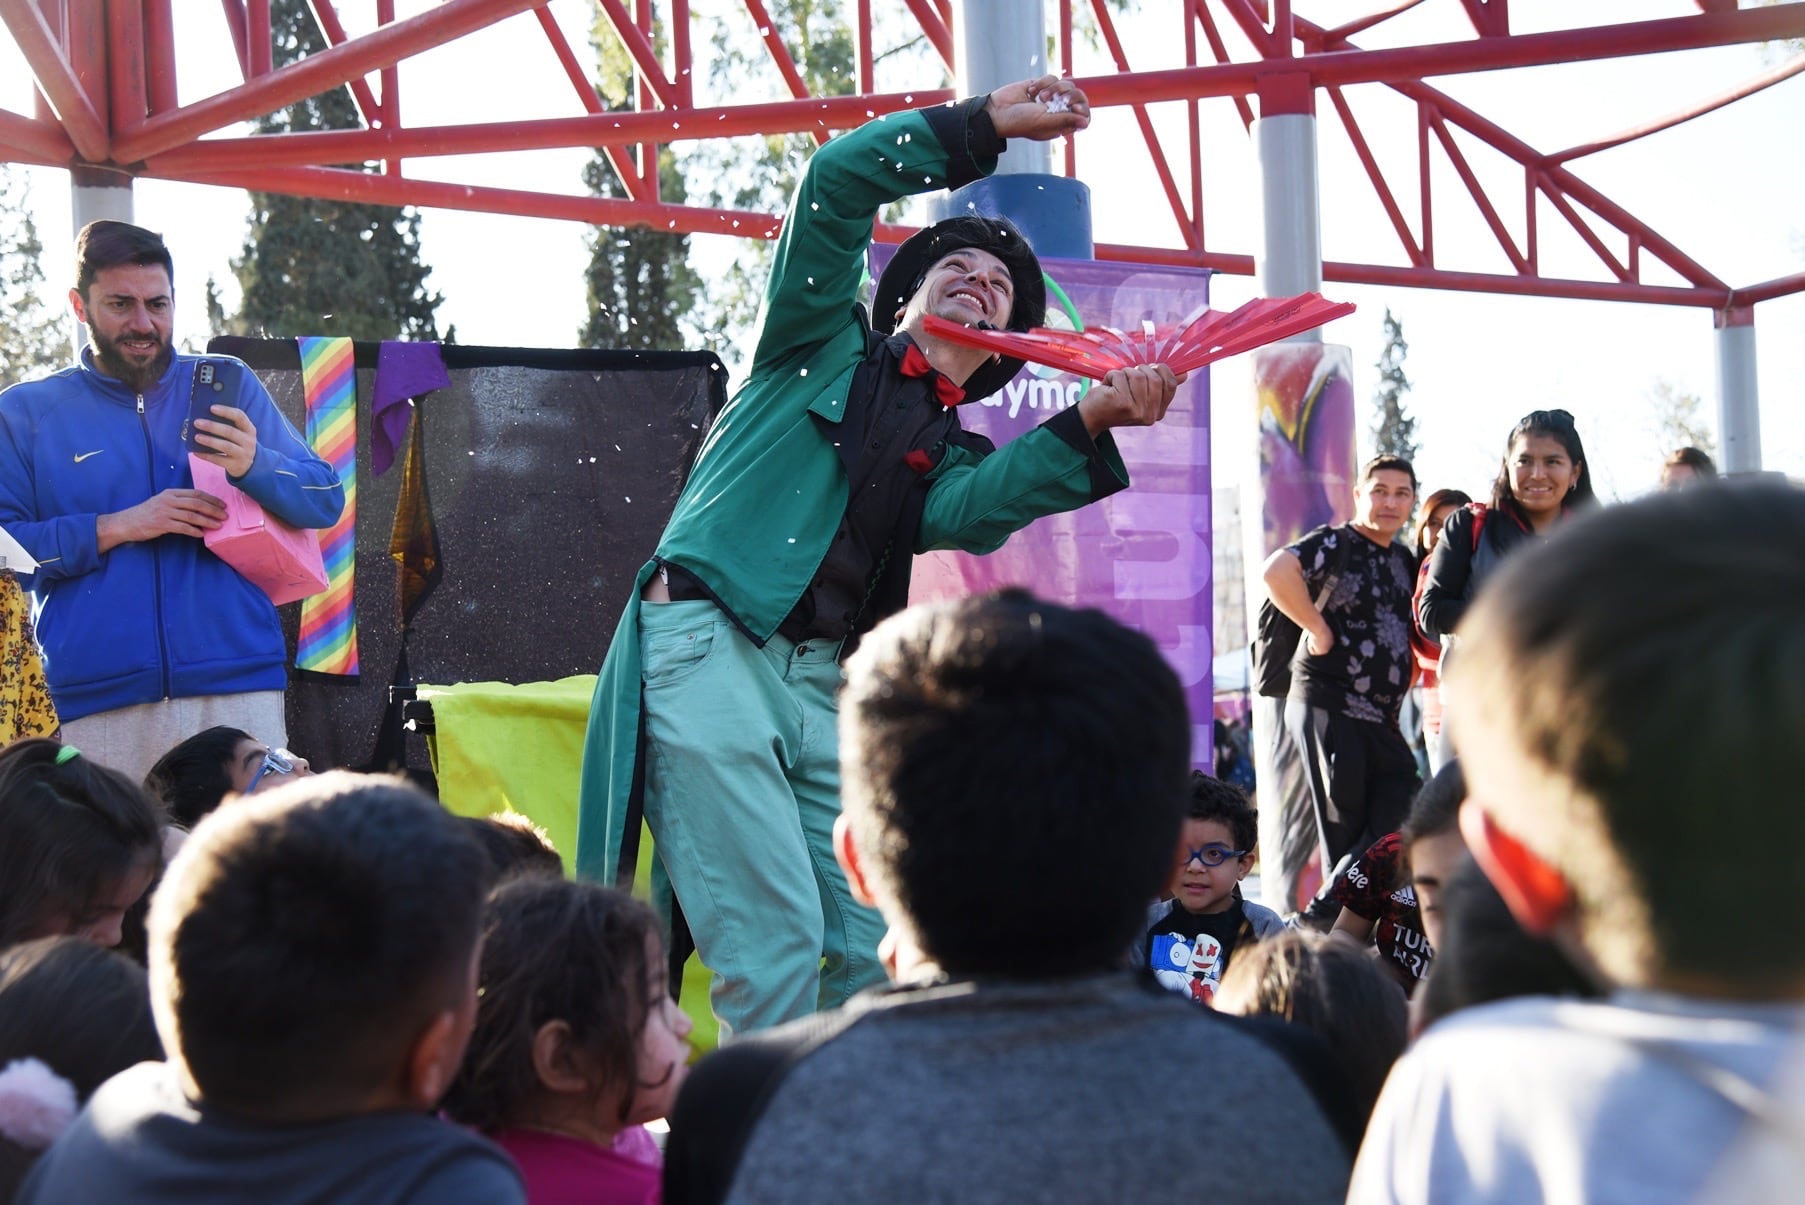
[296,336,359,676]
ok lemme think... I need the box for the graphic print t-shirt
[1331,831,1432,992]
[1285,525,1418,723]
[1143,897,1252,1005]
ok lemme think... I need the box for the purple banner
[878,252,1216,767]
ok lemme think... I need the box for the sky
[3,0,1801,512]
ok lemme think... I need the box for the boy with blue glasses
[1142,773,1283,1004]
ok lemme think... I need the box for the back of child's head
[839,590,1191,978]
[442,877,660,1133]
[1187,771,1257,852]
[1400,760,1464,849]
[0,740,163,948]
[1215,930,1407,1125]
[1450,481,1805,991]
[1413,859,1602,1032]
[0,936,163,1197]
[148,770,491,1122]
[458,813,564,883]
[143,726,252,830]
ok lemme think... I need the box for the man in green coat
[576,75,1185,1038]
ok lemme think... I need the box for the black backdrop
[209,337,728,778]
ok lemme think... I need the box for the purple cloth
[372,341,450,476]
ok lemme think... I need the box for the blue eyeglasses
[247,747,297,793]
[1181,843,1250,869]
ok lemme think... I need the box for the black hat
[872,215,1047,401]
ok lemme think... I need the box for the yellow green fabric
[421,676,596,864]
[421,675,719,1053]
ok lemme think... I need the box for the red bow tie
[899,343,967,408]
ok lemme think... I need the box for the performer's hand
[1076,363,1186,437]
[97,488,227,552]
[194,404,259,479]
[985,76,1090,141]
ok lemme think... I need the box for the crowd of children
[0,472,1798,1204]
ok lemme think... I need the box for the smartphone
[184,358,244,454]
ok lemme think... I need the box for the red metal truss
[3,0,1802,311]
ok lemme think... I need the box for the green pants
[638,598,888,1038]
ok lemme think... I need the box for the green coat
[575,102,1130,884]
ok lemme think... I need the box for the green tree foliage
[225,0,441,341]
[0,166,65,390]
[579,12,703,351]
[686,0,893,360]
[1646,378,1716,460]
[1370,307,1419,464]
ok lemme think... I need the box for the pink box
[190,454,329,606]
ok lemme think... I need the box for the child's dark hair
[458,813,564,883]
[443,878,663,1133]
[0,740,163,947]
[1400,760,1465,849]
[840,590,1191,978]
[1663,446,1716,480]
[1189,771,1257,853]
[1216,930,1407,1127]
[0,937,164,1198]
[1414,860,1602,1029]
[0,936,162,1096]
[144,726,253,830]
[148,772,492,1121]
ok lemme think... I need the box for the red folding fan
[922,292,1355,381]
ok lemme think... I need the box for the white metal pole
[1714,306,1761,473]
[952,0,1051,176]
[68,168,136,358]
[1254,113,1322,326]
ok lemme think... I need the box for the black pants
[1284,700,1420,908]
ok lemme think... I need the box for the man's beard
[88,322,173,393]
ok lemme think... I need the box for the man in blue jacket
[0,221,343,778]
[578,76,1186,1038]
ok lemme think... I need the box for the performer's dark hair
[902,215,1046,333]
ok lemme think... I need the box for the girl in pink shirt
[444,880,693,1205]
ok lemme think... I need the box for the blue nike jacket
[0,350,343,722]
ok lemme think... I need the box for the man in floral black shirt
[1261,455,1420,921]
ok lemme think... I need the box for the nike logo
[73,450,105,463]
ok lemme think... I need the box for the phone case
[183,358,244,454]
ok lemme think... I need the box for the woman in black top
[1419,410,1595,760]
[1419,409,1596,642]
